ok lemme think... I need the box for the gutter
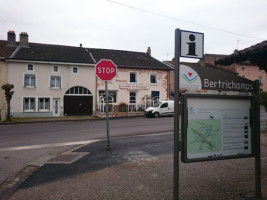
[6,59,95,67]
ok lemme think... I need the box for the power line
[106,0,265,41]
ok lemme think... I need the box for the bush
[119,102,127,112]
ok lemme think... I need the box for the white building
[3,32,171,117]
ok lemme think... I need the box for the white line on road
[0,140,100,152]
[0,132,173,152]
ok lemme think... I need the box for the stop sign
[95,59,117,81]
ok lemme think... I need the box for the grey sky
[0,0,266,62]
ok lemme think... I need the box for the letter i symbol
[187,34,197,56]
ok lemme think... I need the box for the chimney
[80,43,82,47]
[20,32,29,47]
[146,47,151,56]
[7,31,16,47]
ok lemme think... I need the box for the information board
[181,94,255,163]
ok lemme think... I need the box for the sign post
[96,59,117,150]
[174,29,204,200]
[173,28,180,200]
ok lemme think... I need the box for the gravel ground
[8,133,267,200]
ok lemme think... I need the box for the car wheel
[154,112,159,118]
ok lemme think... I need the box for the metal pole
[174,28,180,200]
[105,81,110,150]
[255,80,261,198]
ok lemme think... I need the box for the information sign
[181,94,255,163]
[180,30,204,59]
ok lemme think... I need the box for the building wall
[6,61,96,117]
[235,64,267,91]
[96,67,169,109]
[0,60,7,120]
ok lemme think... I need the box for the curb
[0,115,147,126]
[0,166,38,200]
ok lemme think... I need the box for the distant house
[2,31,171,118]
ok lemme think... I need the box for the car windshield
[152,102,162,107]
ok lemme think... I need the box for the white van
[145,100,174,118]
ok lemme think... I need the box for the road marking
[0,132,173,152]
[0,140,99,152]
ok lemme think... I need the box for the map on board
[188,119,221,154]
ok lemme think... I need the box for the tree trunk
[6,100,11,121]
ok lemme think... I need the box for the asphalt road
[0,117,173,148]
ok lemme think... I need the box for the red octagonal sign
[95,59,117,81]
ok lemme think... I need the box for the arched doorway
[64,86,93,116]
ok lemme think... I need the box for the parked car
[145,101,174,118]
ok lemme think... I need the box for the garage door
[64,86,93,116]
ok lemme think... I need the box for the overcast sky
[0,0,266,62]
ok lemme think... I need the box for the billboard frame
[181,94,256,163]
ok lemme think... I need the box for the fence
[97,95,161,113]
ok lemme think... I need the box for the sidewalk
[5,132,267,200]
[0,115,100,125]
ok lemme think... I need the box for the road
[0,117,173,190]
[0,117,173,148]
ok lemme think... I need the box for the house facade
[1,32,171,118]
[6,61,96,117]
[234,62,267,92]
[89,48,170,113]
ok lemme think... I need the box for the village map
[187,119,221,154]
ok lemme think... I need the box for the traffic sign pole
[95,59,117,151]
[105,81,110,150]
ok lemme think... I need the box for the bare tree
[1,83,14,121]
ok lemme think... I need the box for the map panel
[188,119,221,154]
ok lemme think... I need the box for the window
[150,74,157,84]
[53,66,59,72]
[24,74,36,87]
[161,103,168,108]
[259,76,263,85]
[241,67,245,71]
[66,86,91,95]
[39,98,50,111]
[73,67,78,74]
[130,72,136,83]
[99,90,117,103]
[50,76,61,89]
[24,98,35,111]
[27,64,33,71]
[151,91,160,104]
[129,92,136,104]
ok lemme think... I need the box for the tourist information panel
[182,94,255,162]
